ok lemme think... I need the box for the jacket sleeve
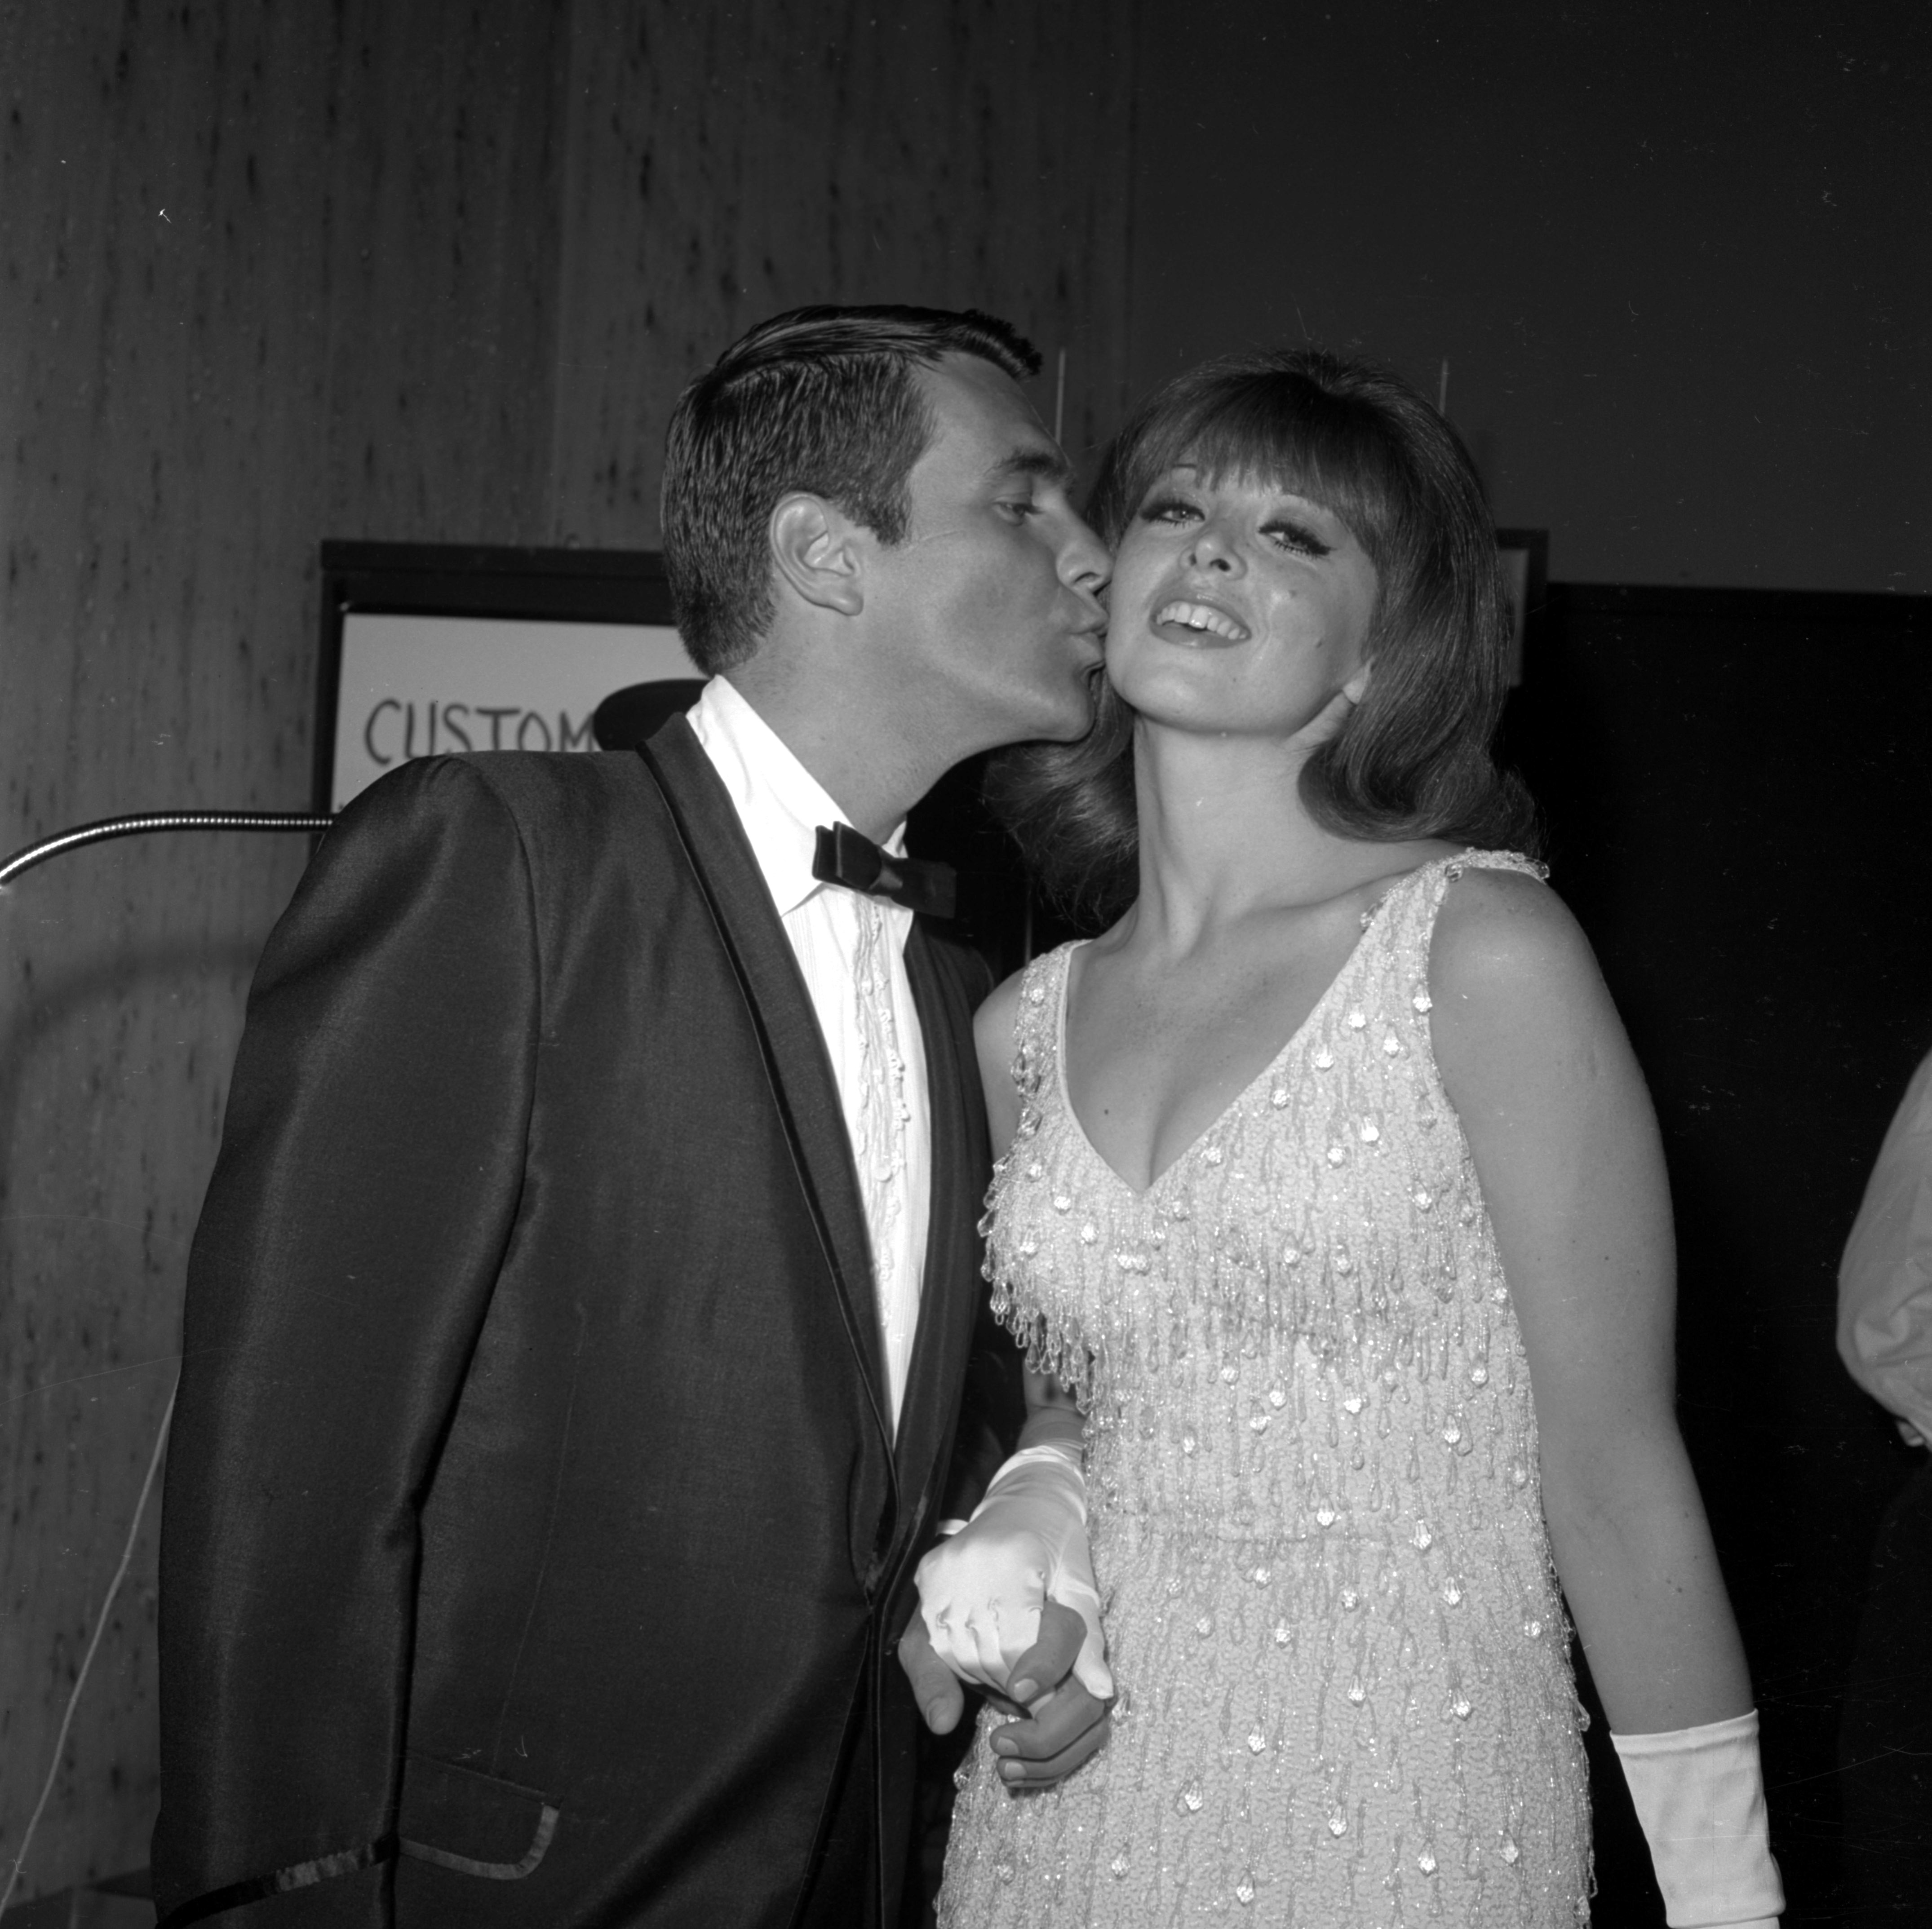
[1838,1049,1932,1442]
[152,757,540,1927]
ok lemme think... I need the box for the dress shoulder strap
[1435,846,1547,890]
[984,941,1099,1406]
[1006,941,1077,1115]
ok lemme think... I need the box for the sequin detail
[941,851,1587,1927]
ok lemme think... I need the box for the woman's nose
[1186,522,1241,571]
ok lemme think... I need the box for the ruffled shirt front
[691,676,930,1433]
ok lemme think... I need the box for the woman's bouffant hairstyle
[987,347,1538,924]
[662,304,1040,673]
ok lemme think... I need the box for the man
[153,305,1110,1928]
[1835,1045,1932,1916]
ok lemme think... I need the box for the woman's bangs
[1150,384,1402,562]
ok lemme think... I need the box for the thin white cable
[0,1375,177,1917]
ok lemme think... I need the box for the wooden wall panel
[0,0,1133,1898]
[548,0,1137,546]
[0,1,569,1898]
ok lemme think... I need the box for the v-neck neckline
[1050,859,1435,1200]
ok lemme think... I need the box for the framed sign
[316,543,703,812]
[1494,528,1548,686]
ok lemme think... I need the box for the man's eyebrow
[986,445,1072,485]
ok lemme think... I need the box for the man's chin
[1028,665,1106,744]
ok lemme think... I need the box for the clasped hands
[897,1442,1114,1792]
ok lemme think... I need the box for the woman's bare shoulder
[1431,864,1596,995]
[1430,865,1623,1058]
[974,966,1029,1059]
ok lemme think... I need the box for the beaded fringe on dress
[941,851,1594,1927]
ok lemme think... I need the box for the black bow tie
[813,824,957,919]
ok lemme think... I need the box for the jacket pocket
[398,1753,559,1880]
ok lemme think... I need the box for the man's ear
[769,495,866,618]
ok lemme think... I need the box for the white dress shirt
[690,675,931,1436]
[1839,1046,1932,1445]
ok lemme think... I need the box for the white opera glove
[1611,1710,1784,1927]
[913,1442,1114,1702]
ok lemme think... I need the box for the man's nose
[1060,514,1112,597]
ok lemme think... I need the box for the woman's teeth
[1156,600,1250,642]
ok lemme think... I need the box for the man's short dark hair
[662,305,1041,673]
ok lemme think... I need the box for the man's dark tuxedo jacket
[151,720,998,1928]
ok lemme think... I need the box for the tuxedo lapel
[637,718,893,1456]
[893,926,987,1496]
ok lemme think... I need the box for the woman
[918,350,1782,1925]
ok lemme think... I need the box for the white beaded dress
[938,853,1592,1927]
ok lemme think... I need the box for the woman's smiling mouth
[1153,599,1251,644]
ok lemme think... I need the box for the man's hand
[899,1608,968,1736]
[898,1601,1111,1789]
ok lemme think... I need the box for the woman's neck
[1124,720,1410,952]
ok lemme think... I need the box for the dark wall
[1501,584,1932,1921]
[1129,0,1932,595]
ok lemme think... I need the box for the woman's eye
[1140,496,1199,526]
[998,497,1040,521]
[1266,521,1332,557]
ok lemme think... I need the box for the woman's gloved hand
[914,1440,1113,1703]
[1612,1710,1784,1927]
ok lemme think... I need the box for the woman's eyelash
[1266,522,1332,556]
[1140,496,1199,523]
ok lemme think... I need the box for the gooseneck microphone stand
[0,804,332,1914]
[0,808,335,889]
